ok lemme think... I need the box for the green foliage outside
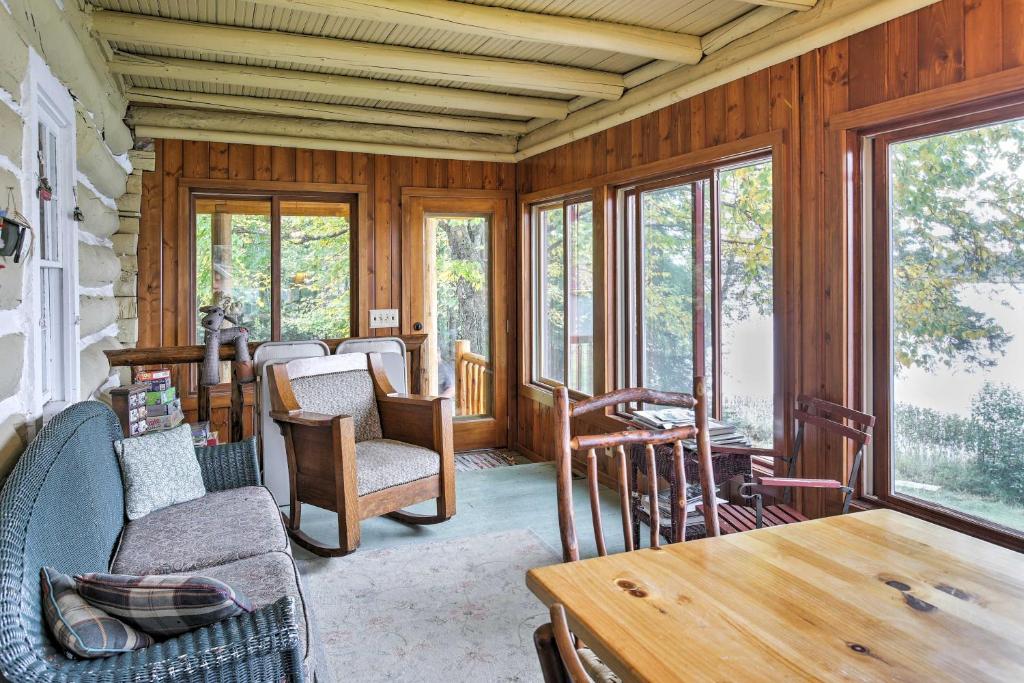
[434,216,489,373]
[195,211,350,342]
[888,118,1024,528]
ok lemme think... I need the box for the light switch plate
[369,308,399,329]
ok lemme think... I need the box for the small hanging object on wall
[36,150,53,202]
[72,187,85,222]
[0,187,33,267]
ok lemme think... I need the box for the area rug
[455,448,520,471]
[296,529,561,682]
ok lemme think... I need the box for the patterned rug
[455,448,520,471]
[296,529,559,682]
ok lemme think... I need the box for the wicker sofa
[0,401,324,682]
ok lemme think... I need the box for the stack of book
[135,369,184,432]
[631,407,749,449]
[190,421,219,447]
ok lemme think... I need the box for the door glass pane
[280,199,352,341]
[889,117,1024,532]
[567,201,594,395]
[719,160,774,447]
[194,198,272,341]
[641,184,694,393]
[537,206,565,383]
[431,214,491,418]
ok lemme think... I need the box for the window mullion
[271,196,282,341]
[562,201,571,388]
[710,172,722,419]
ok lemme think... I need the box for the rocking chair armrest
[378,393,445,405]
[377,394,453,452]
[758,476,844,489]
[269,409,342,428]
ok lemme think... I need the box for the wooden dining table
[526,509,1024,682]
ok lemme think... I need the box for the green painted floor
[289,460,632,562]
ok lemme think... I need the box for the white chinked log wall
[0,1,139,483]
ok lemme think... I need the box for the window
[531,197,594,395]
[618,158,774,445]
[193,192,354,343]
[28,51,79,411]
[870,109,1024,538]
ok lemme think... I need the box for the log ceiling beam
[517,0,943,160]
[126,89,530,135]
[737,0,817,10]
[108,54,569,120]
[127,107,517,154]
[701,7,793,55]
[91,10,625,99]
[131,127,515,162]
[245,0,704,64]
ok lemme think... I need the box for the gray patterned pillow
[114,424,206,520]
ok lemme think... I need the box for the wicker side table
[630,441,752,542]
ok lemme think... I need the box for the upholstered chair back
[0,401,126,666]
[286,353,384,442]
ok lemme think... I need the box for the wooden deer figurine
[199,305,254,386]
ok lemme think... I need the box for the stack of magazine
[631,407,750,449]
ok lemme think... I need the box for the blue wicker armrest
[86,597,301,683]
[195,438,260,491]
[110,596,303,683]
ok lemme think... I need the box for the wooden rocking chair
[700,396,875,534]
[267,352,455,556]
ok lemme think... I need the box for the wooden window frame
[186,185,359,346]
[864,101,1024,551]
[529,194,595,398]
[613,152,774,428]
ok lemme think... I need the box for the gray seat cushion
[112,487,289,575]
[291,369,383,442]
[171,551,315,677]
[356,439,440,495]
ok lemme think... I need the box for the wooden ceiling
[86,0,935,162]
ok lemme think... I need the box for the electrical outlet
[369,308,399,329]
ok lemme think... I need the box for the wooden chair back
[554,376,718,563]
[792,395,875,512]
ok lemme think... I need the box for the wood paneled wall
[138,140,514,436]
[140,140,515,348]
[515,0,1024,518]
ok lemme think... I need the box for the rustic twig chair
[535,378,717,683]
[267,352,455,556]
[700,396,875,534]
[553,377,720,563]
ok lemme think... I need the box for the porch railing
[454,339,491,416]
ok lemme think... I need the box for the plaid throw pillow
[76,573,253,637]
[40,567,154,659]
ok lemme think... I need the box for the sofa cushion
[76,573,253,637]
[175,552,313,669]
[112,487,289,575]
[355,439,440,495]
[114,424,207,520]
[40,567,154,659]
